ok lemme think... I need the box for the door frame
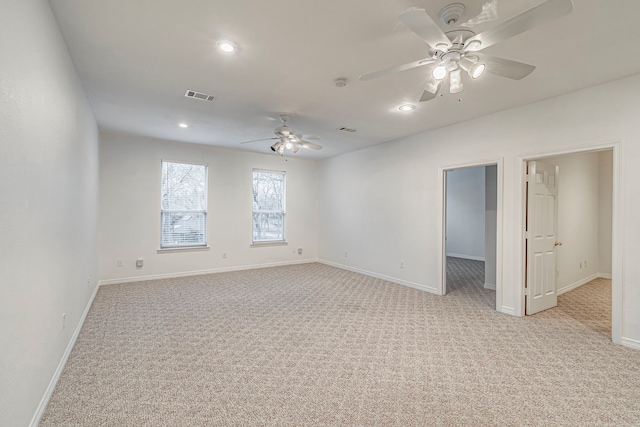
[515,142,623,344]
[438,158,504,311]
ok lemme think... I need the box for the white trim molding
[557,273,599,295]
[446,253,485,261]
[319,260,439,294]
[99,259,316,286]
[439,158,504,311]
[622,337,640,351]
[30,284,101,427]
[516,141,623,344]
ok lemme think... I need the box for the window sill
[157,246,210,254]
[250,241,288,247]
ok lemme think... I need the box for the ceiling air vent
[338,127,356,133]
[184,90,214,101]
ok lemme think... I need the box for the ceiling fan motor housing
[439,3,465,26]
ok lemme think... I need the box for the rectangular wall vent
[338,127,356,133]
[184,90,214,101]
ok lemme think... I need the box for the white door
[525,160,561,315]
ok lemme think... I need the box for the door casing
[516,142,622,344]
[438,158,503,311]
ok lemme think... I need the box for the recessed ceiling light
[399,104,415,112]
[178,123,188,128]
[217,40,236,53]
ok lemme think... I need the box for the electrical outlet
[400,261,404,269]
[584,260,587,268]
[579,262,583,269]
[117,259,123,267]
[87,276,91,286]
[222,252,227,259]
[298,247,302,255]
[345,251,348,258]
[61,313,66,330]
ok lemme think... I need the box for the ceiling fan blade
[360,57,436,81]
[240,137,278,144]
[301,134,320,140]
[477,54,536,80]
[399,9,449,50]
[299,140,323,150]
[465,0,573,52]
[419,79,442,102]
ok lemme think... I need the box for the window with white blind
[252,169,286,243]
[161,161,207,248]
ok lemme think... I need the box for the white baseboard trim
[622,337,640,351]
[98,259,318,286]
[484,283,496,290]
[446,253,485,261]
[557,273,599,296]
[598,273,612,279]
[30,284,100,427]
[318,260,439,294]
[500,306,517,316]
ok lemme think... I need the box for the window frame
[160,160,208,250]
[251,169,287,245]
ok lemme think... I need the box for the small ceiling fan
[240,114,323,155]
[360,0,573,101]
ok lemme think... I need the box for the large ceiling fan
[360,0,573,101]
[240,114,323,155]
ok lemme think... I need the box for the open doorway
[443,163,499,304]
[521,147,616,339]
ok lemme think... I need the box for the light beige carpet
[41,264,639,426]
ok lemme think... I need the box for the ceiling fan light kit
[241,114,323,156]
[242,0,574,156]
[359,0,573,101]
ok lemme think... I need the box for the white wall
[545,151,611,293]
[318,72,640,347]
[485,165,498,288]
[99,133,319,283]
[0,1,99,425]
[598,150,613,276]
[445,167,485,260]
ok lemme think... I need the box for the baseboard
[318,260,439,294]
[446,253,485,261]
[598,273,612,279]
[30,284,100,427]
[98,259,318,286]
[500,306,517,316]
[622,337,640,351]
[484,283,496,290]
[557,273,599,295]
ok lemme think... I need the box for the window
[252,169,286,243]
[161,161,207,248]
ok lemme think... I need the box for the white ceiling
[49,0,640,159]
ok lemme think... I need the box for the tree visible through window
[161,161,207,248]
[252,170,286,242]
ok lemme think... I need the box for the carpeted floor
[446,256,485,293]
[41,263,639,426]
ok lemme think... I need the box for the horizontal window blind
[252,170,285,242]
[161,161,207,248]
